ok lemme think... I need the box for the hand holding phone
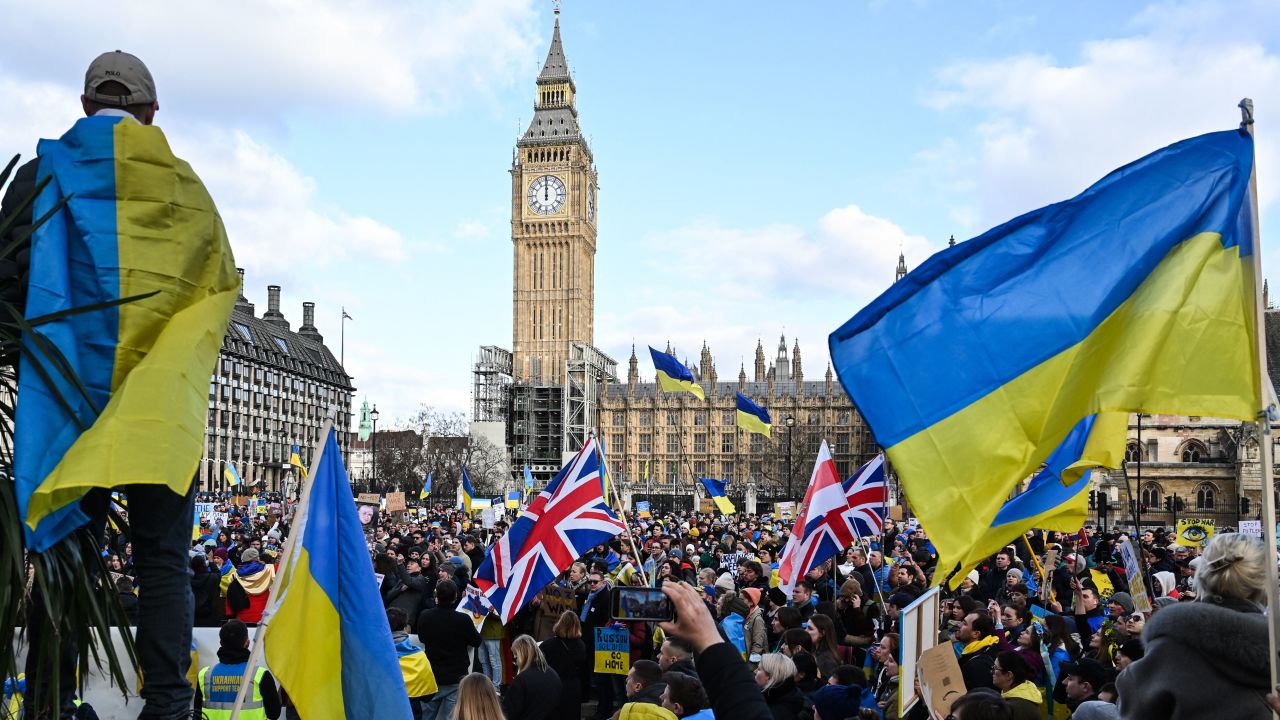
[611,586,675,622]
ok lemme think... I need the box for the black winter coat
[695,642,773,720]
[541,636,585,719]
[414,606,480,686]
[191,570,224,627]
[502,666,562,720]
[762,677,809,720]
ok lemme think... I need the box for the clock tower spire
[511,8,598,383]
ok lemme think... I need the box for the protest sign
[195,503,215,517]
[1090,569,1115,599]
[373,573,384,591]
[636,500,652,518]
[722,551,744,578]
[481,507,497,529]
[1176,518,1216,547]
[457,585,494,631]
[1116,538,1152,613]
[1240,520,1263,538]
[774,501,795,519]
[539,584,577,617]
[386,491,406,512]
[356,492,381,505]
[594,627,630,674]
[917,643,965,717]
[698,498,715,514]
[899,587,941,716]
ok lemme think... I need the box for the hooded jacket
[1117,599,1272,719]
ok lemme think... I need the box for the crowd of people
[74,490,1275,720]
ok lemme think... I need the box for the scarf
[961,634,999,656]
[1002,680,1043,705]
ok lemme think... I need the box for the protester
[226,548,275,624]
[541,611,586,719]
[753,653,807,720]
[503,635,562,720]
[622,660,667,709]
[452,673,504,720]
[388,607,437,718]
[194,620,281,720]
[992,651,1040,720]
[418,581,482,720]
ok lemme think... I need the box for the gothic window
[694,461,707,477]
[750,461,762,480]
[836,434,850,454]
[1179,439,1209,463]
[612,412,624,426]
[694,434,707,453]
[612,434,625,453]
[1141,483,1161,510]
[808,411,821,425]
[639,412,651,426]
[1125,442,1141,463]
[1196,483,1217,510]
[666,411,679,426]
[638,434,651,453]
[838,411,851,426]
[694,411,708,426]
[750,436,764,453]
[721,434,734,453]
[722,412,735,426]
[666,435,679,453]
[722,461,735,479]
[667,461,678,481]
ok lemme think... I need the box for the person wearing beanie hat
[1069,700,1120,720]
[1106,591,1135,617]
[739,587,768,665]
[226,546,275,625]
[810,683,862,720]
[714,572,736,595]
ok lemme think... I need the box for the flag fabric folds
[420,472,433,501]
[777,441,858,594]
[290,444,307,477]
[224,463,243,488]
[460,466,475,512]
[840,454,888,539]
[829,129,1260,578]
[735,392,772,437]
[506,491,522,509]
[649,346,705,400]
[698,477,736,514]
[264,427,412,720]
[14,114,239,550]
[523,464,535,489]
[475,437,626,622]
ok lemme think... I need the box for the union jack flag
[841,454,887,538]
[777,440,858,595]
[474,437,625,622]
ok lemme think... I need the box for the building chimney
[299,301,322,341]
[263,284,290,330]
[234,268,254,315]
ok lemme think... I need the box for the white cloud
[0,0,541,119]
[919,11,1280,231]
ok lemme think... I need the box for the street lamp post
[785,415,796,499]
[371,404,380,494]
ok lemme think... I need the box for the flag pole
[228,410,336,719]
[594,431,650,587]
[1239,97,1280,706]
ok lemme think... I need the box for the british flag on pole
[777,440,859,595]
[474,437,625,622]
[841,454,888,538]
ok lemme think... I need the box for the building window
[751,436,764,453]
[611,434,625,452]
[639,434,652,453]
[837,411,851,426]
[808,411,821,425]
[721,434,734,453]
[694,411,707,426]
[722,461,734,479]
[836,434,850,455]
[613,412,624,426]
[1141,483,1161,509]
[694,434,707,453]
[750,461,762,479]
[694,461,707,477]
[1125,442,1141,463]
[667,435,679,453]
[667,460,679,482]
[640,412,652,427]
[667,411,679,426]
[1180,440,1208,463]
[1196,483,1217,510]
[722,412,735,426]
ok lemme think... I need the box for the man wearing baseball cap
[4,51,238,720]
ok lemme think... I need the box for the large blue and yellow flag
[698,477,736,514]
[264,427,412,720]
[460,466,475,513]
[649,346,705,400]
[736,391,772,437]
[15,114,238,550]
[829,129,1260,578]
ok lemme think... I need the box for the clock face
[587,184,596,223]
[528,174,567,215]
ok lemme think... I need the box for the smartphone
[610,586,675,622]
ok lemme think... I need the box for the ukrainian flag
[224,463,243,488]
[420,472,433,501]
[829,129,1261,578]
[506,491,521,509]
[264,427,412,720]
[14,114,238,550]
[736,392,772,437]
[649,346,705,400]
[460,466,475,513]
[699,477,737,514]
[290,444,307,477]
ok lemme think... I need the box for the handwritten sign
[456,585,494,631]
[774,502,796,519]
[195,503,215,517]
[917,642,965,717]
[1239,520,1263,538]
[385,492,407,512]
[1176,518,1216,547]
[594,627,630,674]
[636,501,652,519]
[356,493,381,506]
[539,584,578,617]
[1116,538,1152,613]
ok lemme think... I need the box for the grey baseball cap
[84,50,156,106]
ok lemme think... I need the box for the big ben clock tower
[511,8,598,384]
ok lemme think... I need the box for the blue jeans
[420,683,459,720]
[478,639,503,685]
[25,481,196,719]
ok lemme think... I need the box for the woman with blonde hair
[503,634,562,720]
[754,652,807,720]
[451,673,504,720]
[1118,533,1271,719]
[540,611,584,719]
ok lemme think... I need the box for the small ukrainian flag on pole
[735,391,772,438]
[649,346,705,400]
[223,462,243,487]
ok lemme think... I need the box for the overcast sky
[2,0,1277,428]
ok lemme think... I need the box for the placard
[357,493,382,505]
[917,642,965,717]
[195,503,215,516]
[539,584,578,617]
[481,507,497,529]
[457,585,495,631]
[636,501,652,519]
[721,551,744,578]
[887,505,905,521]
[774,501,796,519]
[899,586,941,716]
[385,491,407,512]
[1239,520,1263,538]
[1115,538,1152,613]
[594,627,630,674]
[698,498,715,514]
[1176,518,1216,547]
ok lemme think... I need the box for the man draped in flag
[777,441,859,594]
[263,427,412,719]
[649,346,705,400]
[841,454,888,539]
[474,437,626,622]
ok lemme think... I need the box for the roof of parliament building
[223,269,352,390]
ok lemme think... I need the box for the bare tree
[390,404,512,502]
